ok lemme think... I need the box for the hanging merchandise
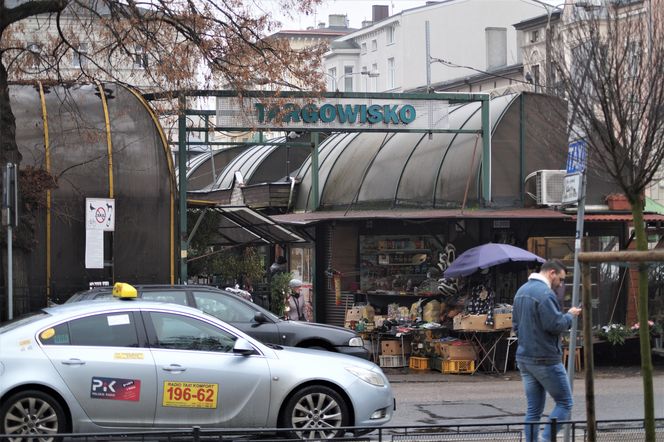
[466,283,496,326]
[334,274,342,305]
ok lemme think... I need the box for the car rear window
[40,312,140,347]
[141,290,187,305]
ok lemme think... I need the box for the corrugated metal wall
[320,223,359,326]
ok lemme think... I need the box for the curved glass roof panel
[358,132,422,205]
[293,93,520,211]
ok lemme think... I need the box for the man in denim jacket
[513,259,582,442]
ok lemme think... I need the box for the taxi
[0,284,394,440]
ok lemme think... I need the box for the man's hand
[568,306,582,316]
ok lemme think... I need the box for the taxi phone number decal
[162,381,218,409]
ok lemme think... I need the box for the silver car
[0,300,394,440]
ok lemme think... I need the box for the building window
[371,39,377,51]
[372,63,378,91]
[387,57,395,89]
[327,67,337,90]
[344,65,353,92]
[72,43,89,68]
[530,30,540,43]
[486,27,507,69]
[386,26,395,44]
[26,43,41,70]
[627,41,641,77]
[532,64,541,92]
[361,42,367,54]
[133,45,148,69]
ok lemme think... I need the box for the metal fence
[2,419,662,442]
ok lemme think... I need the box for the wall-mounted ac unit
[535,170,566,206]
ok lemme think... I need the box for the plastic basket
[443,359,475,374]
[379,355,407,368]
[409,356,430,370]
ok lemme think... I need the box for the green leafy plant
[270,272,292,317]
[652,321,664,338]
[598,323,634,346]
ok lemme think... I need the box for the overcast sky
[273,0,559,31]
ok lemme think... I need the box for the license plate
[162,381,218,409]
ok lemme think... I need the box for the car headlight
[345,366,385,387]
[348,336,364,347]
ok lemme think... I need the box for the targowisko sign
[216,97,448,131]
[255,102,417,125]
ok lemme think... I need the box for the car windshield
[0,312,49,334]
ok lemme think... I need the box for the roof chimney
[328,14,348,28]
[372,5,389,22]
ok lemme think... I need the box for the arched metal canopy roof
[294,94,521,211]
[186,137,309,195]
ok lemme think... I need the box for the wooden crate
[379,355,407,368]
[443,359,475,374]
[408,356,430,370]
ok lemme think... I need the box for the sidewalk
[384,364,663,383]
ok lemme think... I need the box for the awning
[574,213,664,222]
[271,208,571,225]
[190,204,305,246]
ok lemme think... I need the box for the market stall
[346,242,545,374]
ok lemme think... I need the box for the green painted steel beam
[481,97,491,206]
[186,127,482,134]
[311,132,320,211]
[145,89,489,102]
[168,141,312,147]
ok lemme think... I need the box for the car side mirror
[253,312,268,324]
[233,338,257,356]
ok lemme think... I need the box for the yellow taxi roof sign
[113,282,138,299]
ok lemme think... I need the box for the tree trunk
[0,61,22,165]
[631,201,656,440]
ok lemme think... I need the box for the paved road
[386,367,664,427]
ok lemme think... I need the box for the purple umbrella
[443,243,545,278]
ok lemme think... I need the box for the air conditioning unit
[535,170,566,206]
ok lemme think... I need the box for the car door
[144,310,271,427]
[191,290,283,345]
[39,311,157,427]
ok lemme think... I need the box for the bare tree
[0,0,326,166]
[551,1,664,438]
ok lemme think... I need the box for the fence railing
[1,418,662,441]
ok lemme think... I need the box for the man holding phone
[513,259,582,442]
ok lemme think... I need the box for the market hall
[267,92,664,371]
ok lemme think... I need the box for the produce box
[381,340,404,356]
[345,305,375,322]
[494,313,513,330]
[345,307,363,322]
[438,342,477,361]
[453,314,493,331]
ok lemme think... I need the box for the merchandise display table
[457,329,511,374]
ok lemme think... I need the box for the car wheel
[281,385,349,439]
[0,390,67,441]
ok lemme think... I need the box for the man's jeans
[518,361,574,442]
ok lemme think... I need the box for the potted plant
[270,271,293,317]
[598,323,633,346]
[651,321,663,349]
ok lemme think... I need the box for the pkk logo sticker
[91,377,141,401]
